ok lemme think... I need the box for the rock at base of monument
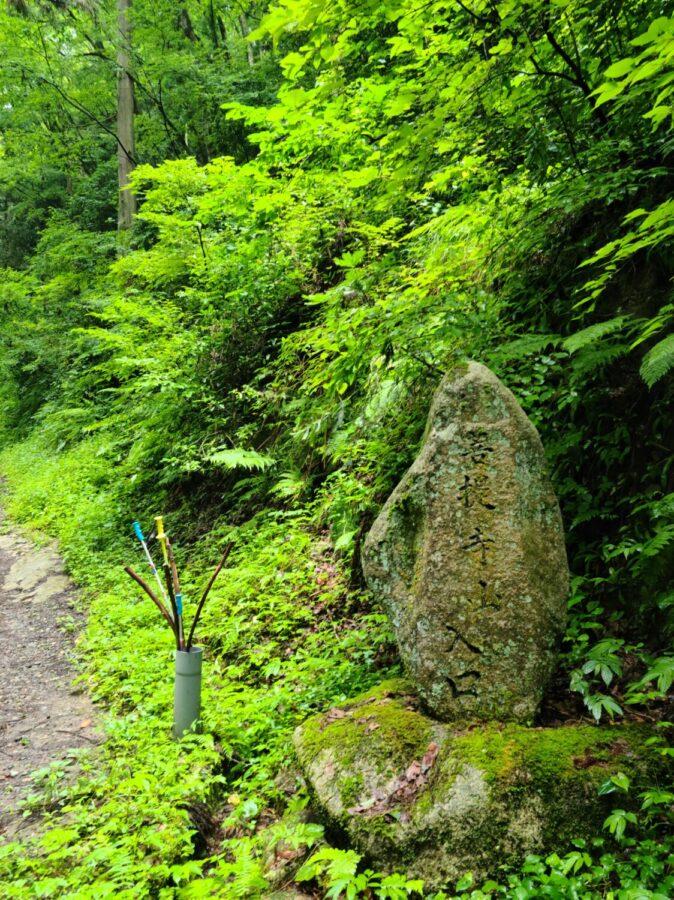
[362,361,569,724]
[294,680,669,891]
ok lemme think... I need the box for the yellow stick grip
[155,515,170,567]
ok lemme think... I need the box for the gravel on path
[0,512,101,841]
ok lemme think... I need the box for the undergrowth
[0,432,673,899]
[0,436,401,898]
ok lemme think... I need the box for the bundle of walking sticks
[124,516,232,652]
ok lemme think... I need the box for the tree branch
[544,28,592,98]
[36,72,137,162]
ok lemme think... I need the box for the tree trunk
[239,13,255,67]
[117,0,136,231]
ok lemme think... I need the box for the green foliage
[435,836,674,899]
[296,846,424,898]
[0,437,397,896]
[203,448,276,472]
[626,654,674,703]
[1,0,674,896]
[640,333,674,387]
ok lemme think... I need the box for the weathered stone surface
[294,681,668,890]
[362,362,569,722]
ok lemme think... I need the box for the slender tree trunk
[117,0,136,231]
[239,12,255,67]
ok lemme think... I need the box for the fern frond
[496,333,560,359]
[563,316,629,354]
[640,332,674,387]
[570,343,628,376]
[205,448,275,471]
[639,524,674,560]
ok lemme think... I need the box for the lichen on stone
[361,362,569,723]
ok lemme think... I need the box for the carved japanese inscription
[362,362,569,722]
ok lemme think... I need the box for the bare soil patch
[0,512,101,840]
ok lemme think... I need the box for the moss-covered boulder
[362,362,569,723]
[294,681,667,889]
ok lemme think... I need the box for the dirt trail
[0,511,101,840]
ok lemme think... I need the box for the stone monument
[362,361,568,722]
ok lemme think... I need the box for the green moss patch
[446,721,654,786]
[294,679,434,780]
[294,685,672,888]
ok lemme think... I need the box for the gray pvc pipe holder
[173,647,203,738]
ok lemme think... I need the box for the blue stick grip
[175,593,183,616]
[133,521,145,542]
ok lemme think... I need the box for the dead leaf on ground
[276,847,304,861]
[573,751,608,770]
[421,741,440,773]
[347,740,442,817]
[405,760,421,781]
[610,740,630,756]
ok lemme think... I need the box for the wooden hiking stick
[125,565,180,648]
[162,561,182,649]
[166,538,185,650]
[167,538,181,595]
[152,515,183,646]
[186,542,234,651]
